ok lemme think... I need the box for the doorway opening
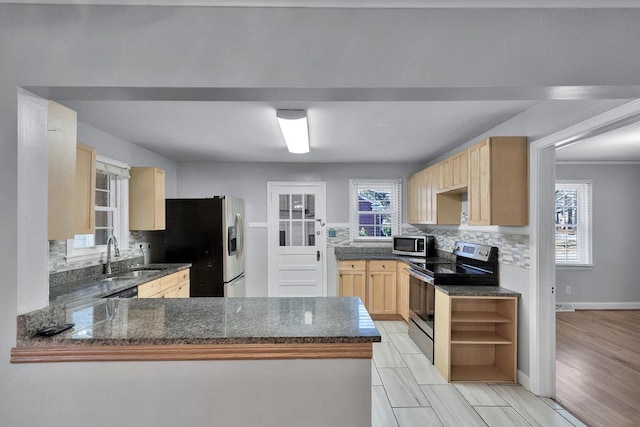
[529,99,640,398]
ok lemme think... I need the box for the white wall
[556,163,640,306]
[4,4,640,424]
[78,121,178,198]
[177,161,422,296]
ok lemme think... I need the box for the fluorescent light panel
[276,110,309,154]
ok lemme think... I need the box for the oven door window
[409,274,434,331]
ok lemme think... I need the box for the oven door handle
[408,268,434,284]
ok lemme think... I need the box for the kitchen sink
[101,269,163,281]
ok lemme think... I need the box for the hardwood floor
[556,310,640,427]
[373,321,582,426]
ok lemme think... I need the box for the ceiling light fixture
[276,109,309,154]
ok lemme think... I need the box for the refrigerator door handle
[235,213,244,258]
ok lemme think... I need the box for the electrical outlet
[565,286,572,295]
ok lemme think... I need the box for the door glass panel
[278,192,318,247]
[279,195,290,220]
[292,194,303,219]
[305,194,315,219]
[291,221,303,246]
[279,221,289,246]
[305,220,316,246]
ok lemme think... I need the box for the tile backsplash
[327,224,529,269]
[48,231,150,274]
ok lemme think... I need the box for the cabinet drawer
[138,269,190,298]
[138,277,165,298]
[368,260,396,272]
[339,260,366,271]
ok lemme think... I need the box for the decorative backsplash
[327,224,529,269]
[48,231,150,274]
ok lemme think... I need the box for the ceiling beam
[25,85,640,103]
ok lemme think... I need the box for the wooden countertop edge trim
[10,342,373,363]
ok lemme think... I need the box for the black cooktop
[410,261,491,276]
[404,241,499,286]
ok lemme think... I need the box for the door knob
[317,250,320,261]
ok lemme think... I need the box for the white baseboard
[570,302,640,310]
[517,370,531,391]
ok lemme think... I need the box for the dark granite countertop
[49,263,192,309]
[435,285,520,297]
[18,297,380,347]
[334,246,453,263]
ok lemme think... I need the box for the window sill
[556,264,593,270]
[351,238,392,244]
[65,251,105,264]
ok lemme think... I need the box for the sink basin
[101,269,163,281]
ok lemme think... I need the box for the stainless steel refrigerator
[150,196,245,297]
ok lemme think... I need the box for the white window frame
[349,179,402,242]
[66,156,130,263]
[555,180,592,267]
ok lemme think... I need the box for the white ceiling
[63,99,537,163]
[556,119,640,162]
[5,0,640,7]
[19,2,640,164]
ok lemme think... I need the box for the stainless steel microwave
[392,235,435,257]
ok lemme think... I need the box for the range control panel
[452,241,496,263]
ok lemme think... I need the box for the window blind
[555,181,592,265]
[349,179,402,241]
[96,155,130,179]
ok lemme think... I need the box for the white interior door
[267,182,327,297]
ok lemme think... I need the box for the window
[349,179,401,241]
[66,156,130,262]
[555,181,592,265]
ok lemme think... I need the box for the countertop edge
[10,341,374,363]
[435,285,521,297]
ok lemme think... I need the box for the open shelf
[434,292,518,383]
[451,331,512,345]
[451,311,512,323]
[450,365,513,382]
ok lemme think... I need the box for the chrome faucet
[105,235,120,275]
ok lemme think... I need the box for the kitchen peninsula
[12,295,378,426]
[12,297,379,361]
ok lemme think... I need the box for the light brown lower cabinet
[338,261,367,306]
[434,289,518,382]
[138,268,190,298]
[338,260,400,316]
[368,261,397,315]
[396,262,410,322]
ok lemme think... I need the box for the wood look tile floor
[373,321,584,427]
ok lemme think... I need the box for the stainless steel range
[406,241,499,363]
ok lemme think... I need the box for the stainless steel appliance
[104,286,138,298]
[392,235,435,257]
[150,196,245,297]
[407,241,499,363]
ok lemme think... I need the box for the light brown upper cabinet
[467,137,528,226]
[48,100,77,240]
[75,143,96,235]
[437,150,468,193]
[129,167,166,230]
[407,168,429,224]
[408,165,459,225]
